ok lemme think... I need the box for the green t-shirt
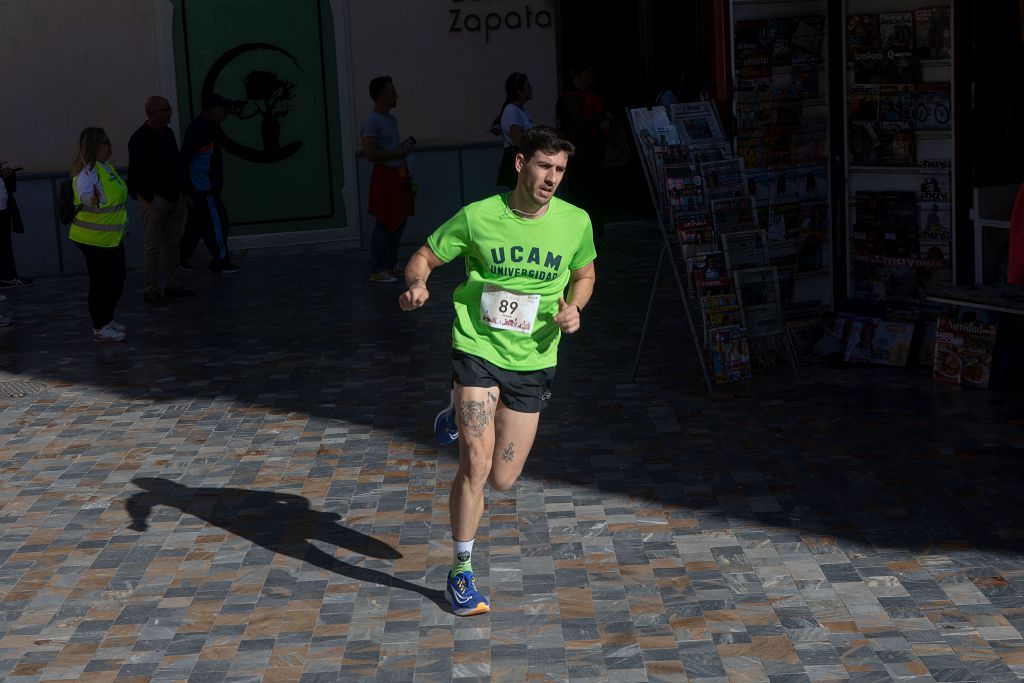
[427,193,596,371]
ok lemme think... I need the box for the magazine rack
[730,0,834,309]
[626,107,715,394]
[627,102,801,388]
[842,0,956,302]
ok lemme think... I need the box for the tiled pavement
[0,224,1022,682]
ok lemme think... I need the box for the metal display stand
[627,109,714,394]
[628,103,800,389]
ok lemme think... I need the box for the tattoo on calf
[502,442,515,462]
[461,400,490,437]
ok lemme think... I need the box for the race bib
[480,284,541,335]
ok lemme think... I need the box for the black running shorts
[451,350,556,413]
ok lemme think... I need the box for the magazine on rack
[797,164,828,201]
[748,334,792,373]
[701,293,742,338]
[880,84,914,123]
[765,131,797,167]
[722,230,769,274]
[674,108,726,145]
[843,317,915,366]
[798,201,829,236]
[687,251,728,295]
[690,142,733,166]
[783,300,826,364]
[789,16,826,57]
[919,239,951,263]
[629,106,673,142]
[734,20,772,88]
[850,49,887,84]
[734,88,773,134]
[709,328,753,383]
[913,83,951,131]
[794,130,827,163]
[883,191,919,258]
[786,52,822,99]
[914,7,951,60]
[849,83,880,121]
[851,258,921,301]
[918,164,951,202]
[918,200,951,241]
[879,12,914,58]
[849,121,881,166]
[666,172,705,214]
[885,56,921,84]
[847,14,881,58]
[734,267,783,338]
[711,197,757,239]
[677,213,713,246]
[933,317,998,388]
[736,134,765,169]
[879,120,915,166]
[700,159,746,201]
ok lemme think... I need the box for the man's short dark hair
[369,75,393,102]
[518,126,575,161]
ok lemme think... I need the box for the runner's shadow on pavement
[126,477,447,608]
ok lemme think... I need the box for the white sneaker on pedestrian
[108,321,126,333]
[93,323,126,342]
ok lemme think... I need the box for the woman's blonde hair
[72,127,109,176]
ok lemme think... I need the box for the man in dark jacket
[0,162,31,289]
[128,96,196,304]
[180,93,239,274]
[558,61,613,242]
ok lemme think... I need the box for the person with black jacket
[0,161,31,290]
[558,61,613,242]
[180,94,239,274]
[128,96,196,304]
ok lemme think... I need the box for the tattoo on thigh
[461,400,490,437]
[488,392,497,405]
[502,442,515,462]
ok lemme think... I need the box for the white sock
[451,537,474,574]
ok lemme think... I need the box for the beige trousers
[141,195,186,292]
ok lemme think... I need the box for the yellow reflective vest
[70,162,127,248]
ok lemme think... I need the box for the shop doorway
[557,0,712,219]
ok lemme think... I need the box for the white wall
[345,0,559,146]
[0,0,559,168]
[0,0,178,172]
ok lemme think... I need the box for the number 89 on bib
[480,284,541,335]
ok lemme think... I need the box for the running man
[399,126,597,616]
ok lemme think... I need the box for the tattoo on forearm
[406,276,425,289]
[461,400,490,437]
[502,442,515,462]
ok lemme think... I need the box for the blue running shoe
[434,401,459,446]
[445,570,490,616]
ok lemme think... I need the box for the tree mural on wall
[202,43,304,163]
[237,70,300,156]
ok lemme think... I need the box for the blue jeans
[370,218,406,272]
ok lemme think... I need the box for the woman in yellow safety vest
[71,127,128,342]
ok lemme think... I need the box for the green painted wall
[173,0,345,234]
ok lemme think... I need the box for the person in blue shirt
[180,93,240,274]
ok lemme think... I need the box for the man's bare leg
[449,384,498,541]
[445,383,498,615]
[488,402,540,492]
